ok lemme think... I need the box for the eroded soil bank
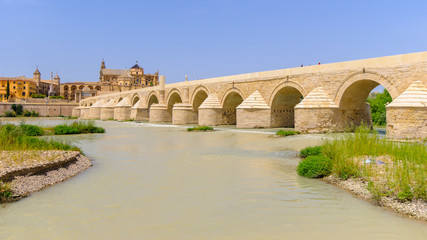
[0,150,91,202]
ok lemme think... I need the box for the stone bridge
[74,51,427,139]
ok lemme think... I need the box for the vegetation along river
[0,119,426,239]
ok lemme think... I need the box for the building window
[24,86,26,89]
[23,92,26,96]
[13,86,15,89]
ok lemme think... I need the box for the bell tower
[33,67,41,93]
[99,59,105,82]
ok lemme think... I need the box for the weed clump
[276,130,300,137]
[53,121,105,135]
[187,126,214,132]
[0,181,12,199]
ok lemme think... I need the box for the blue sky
[0,0,426,89]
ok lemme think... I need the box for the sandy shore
[323,175,427,222]
[0,150,92,202]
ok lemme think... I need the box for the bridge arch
[131,93,141,107]
[191,85,210,111]
[166,89,183,115]
[270,81,306,128]
[334,71,398,127]
[221,88,245,125]
[334,71,398,106]
[146,91,159,109]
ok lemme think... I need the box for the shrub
[31,110,40,117]
[297,155,332,178]
[187,126,214,131]
[54,125,80,135]
[299,146,322,158]
[22,110,32,117]
[31,93,46,98]
[11,104,23,116]
[20,123,44,136]
[4,111,16,117]
[53,121,105,135]
[276,130,300,137]
[49,95,65,99]
[0,181,12,199]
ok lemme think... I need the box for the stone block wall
[130,108,149,121]
[237,108,271,128]
[0,102,78,117]
[295,108,339,133]
[172,107,198,125]
[387,107,427,139]
[198,108,222,126]
[114,107,131,121]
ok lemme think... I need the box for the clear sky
[0,0,426,88]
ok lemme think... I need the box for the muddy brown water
[0,119,426,239]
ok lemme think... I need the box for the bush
[53,121,105,135]
[297,155,332,178]
[20,123,44,136]
[11,104,23,116]
[299,146,322,158]
[187,126,214,131]
[54,125,80,135]
[0,181,12,199]
[49,95,65,99]
[4,111,16,117]
[276,130,300,137]
[31,94,46,98]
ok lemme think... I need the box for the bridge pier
[294,87,339,133]
[386,81,427,139]
[114,98,131,121]
[88,100,106,119]
[149,104,171,123]
[236,91,271,128]
[172,104,198,125]
[198,94,223,126]
[72,106,82,118]
[130,107,149,121]
[100,100,116,120]
[80,107,90,119]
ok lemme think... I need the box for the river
[0,119,426,239]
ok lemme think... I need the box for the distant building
[60,60,159,102]
[0,68,60,101]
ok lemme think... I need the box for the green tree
[366,89,392,126]
[6,80,10,99]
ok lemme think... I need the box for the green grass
[187,126,214,131]
[301,126,427,202]
[0,123,80,152]
[52,121,105,135]
[276,130,300,137]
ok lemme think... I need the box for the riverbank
[0,150,91,202]
[323,176,427,221]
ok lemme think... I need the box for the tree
[6,80,10,100]
[366,89,392,126]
